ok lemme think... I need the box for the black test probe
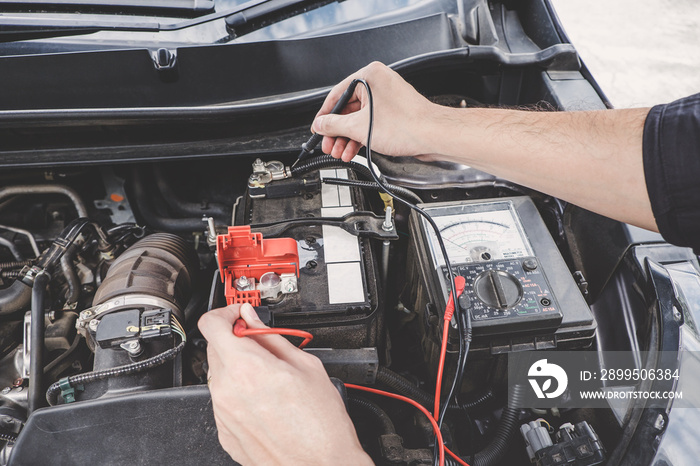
[291,79,360,168]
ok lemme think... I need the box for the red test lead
[434,276,467,421]
[232,319,313,349]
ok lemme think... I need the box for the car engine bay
[0,0,694,464]
[0,143,682,465]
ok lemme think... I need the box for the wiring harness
[46,318,187,406]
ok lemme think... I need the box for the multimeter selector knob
[473,270,522,309]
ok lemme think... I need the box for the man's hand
[198,303,372,466]
[312,61,440,161]
[312,61,657,232]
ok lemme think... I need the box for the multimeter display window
[422,201,533,268]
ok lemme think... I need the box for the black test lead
[291,79,360,168]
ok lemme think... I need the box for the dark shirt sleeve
[643,93,700,252]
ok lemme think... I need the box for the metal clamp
[251,211,400,241]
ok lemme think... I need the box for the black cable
[465,384,524,466]
[43,332,81,375]
[290,154,375,181]
[348,395,396,435]
[322,177,423,204]
[46,336,185,406]
[375,366,494,412]
[352,79,469,464]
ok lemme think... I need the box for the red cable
[445,446,470,466]
[345,383,446,466]
[232,319,313,349]
[231,299,473,466]
[434,276,466,421]
[434,317,451,420]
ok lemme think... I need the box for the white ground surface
[550,0,700,108]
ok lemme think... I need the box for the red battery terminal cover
[217,226,299,306]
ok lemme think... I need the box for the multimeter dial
[423,200,563,333]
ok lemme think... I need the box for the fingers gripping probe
[292,79,360,168]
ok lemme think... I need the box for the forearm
[424,105,657,231]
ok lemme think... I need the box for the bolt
[206,217,217,242]
[306,260,317,269]
[120,340,142,356]
[654,414,665,430]
[396,302,411,315]
[1,388,10,395]
[305,236,316,244]
[235,276,254,291]
[88,319,99,332]
[673,306,682,321]
[12,379,23,388]
[382,206,394,232]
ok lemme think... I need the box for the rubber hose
[469,384,524,466]
[348,396,396,435]
[44,333,81,375]
[0,236,22,261]
[131,168,209,233]
[34,218,90,271]
[376,366,494,412]
[323,178,423,204]
[152,166,229,219]
[0,280,32,314]
[28,272,50,414]
[290,155,375,181]
[46,339,185,406]
[60,244,80,304]
[93,233,198,320]
[0,219,96,315]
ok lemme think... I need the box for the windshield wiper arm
[0,0,215,13]
[0,0,330,38]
